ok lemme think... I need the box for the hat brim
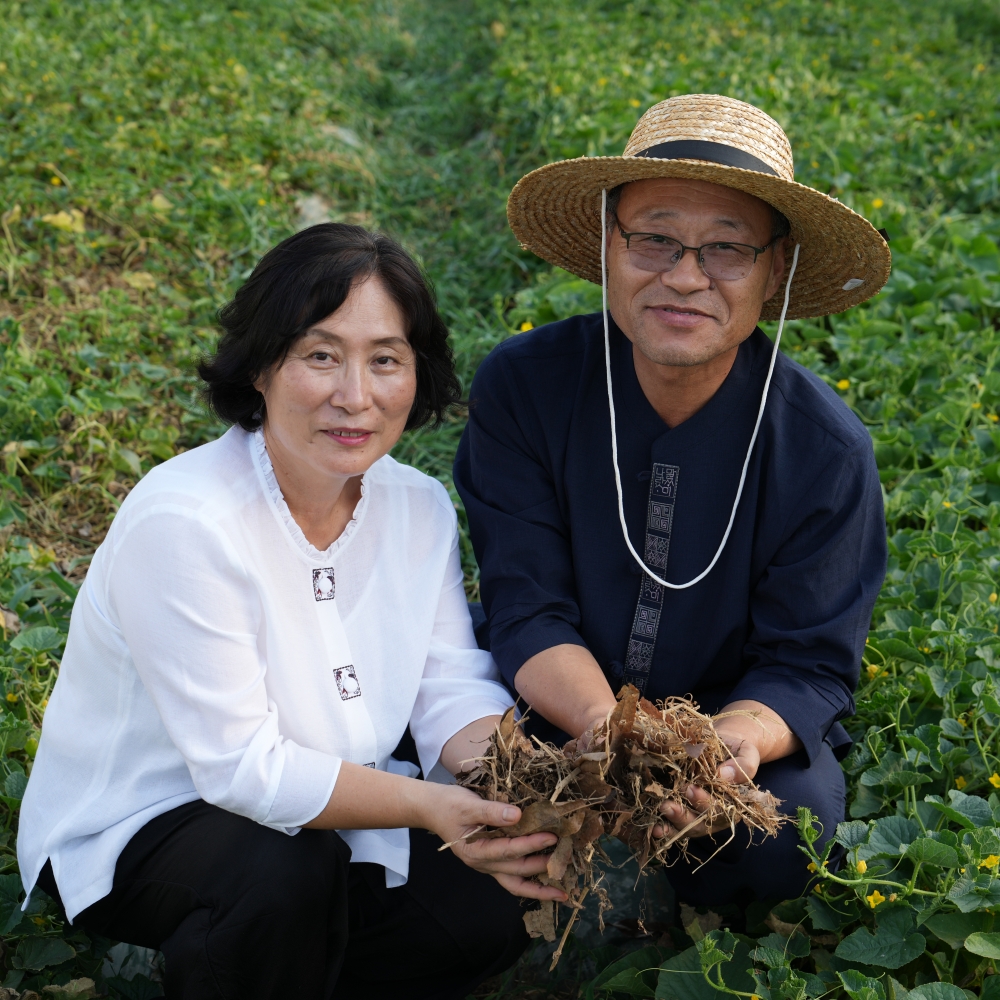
[506,156,891,321]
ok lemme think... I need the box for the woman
[18,224,565,999]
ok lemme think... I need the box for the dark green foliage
[2,0,1000,994]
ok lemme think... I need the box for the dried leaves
[456,685,788,966]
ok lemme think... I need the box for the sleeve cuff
[262,744,342,832]
[725,670,854,766]
[490,612,589,687]
[411,689,513,779]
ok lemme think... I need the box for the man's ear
[762,237,788,302]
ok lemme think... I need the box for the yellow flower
[519,320,534,332]
[115,114,124,123]
[837,379,850,390]
[257,199,266,206]
[973,402,982,409]
[50,176,61,185]
[866,890,886,909]
[808,861,818,872]
[942,501,953,508]
[991,414,1000,422]
[629,98,641,108]
[991,774,1000,789]
[811,160,819,168]
[597,77,608,87]
[990,593,997,604]
[959,717,968,728]
[856,859,868,874]
[5,693,16,704]
[813,884,823,894]
[981,855,1000,869]
[866,664,879,681]
[956,776,968,789]
[872,198,884,209]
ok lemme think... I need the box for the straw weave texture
[507,94,890,320]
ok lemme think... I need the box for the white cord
[601,187,801,590]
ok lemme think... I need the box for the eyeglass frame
[614,215,778,280]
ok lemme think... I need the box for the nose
[661,246,712,294]
[328,359,372,414]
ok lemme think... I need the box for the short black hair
[199,223,461,432]
[604,182,791,242]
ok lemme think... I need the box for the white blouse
[17,427,512,922]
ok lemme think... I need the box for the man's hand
[655,700,799,839]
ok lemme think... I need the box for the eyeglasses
[617,221,775,281]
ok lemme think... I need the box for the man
[454,94,890,906]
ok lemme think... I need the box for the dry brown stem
[455,685,788,965]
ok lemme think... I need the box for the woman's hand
[420,783,567,901]
[654,700,799,840]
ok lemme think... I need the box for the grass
[2,0,1000,994]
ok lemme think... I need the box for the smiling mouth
[324,429,373,445]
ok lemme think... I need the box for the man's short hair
[605,182,791,243]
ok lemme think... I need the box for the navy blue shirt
[454,315,887,763]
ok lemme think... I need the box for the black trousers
[38,800,528,1000]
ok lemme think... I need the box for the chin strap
[601,186,801,590]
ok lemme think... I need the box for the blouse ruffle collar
[252,428,368,562]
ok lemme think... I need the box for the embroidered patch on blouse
[312,568,336,601]
[334,664,361,700]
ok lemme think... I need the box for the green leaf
[835,820,871,849]
[13,936,75,970]
[807,894,860,932]
[964,931,1000,958]
[876,638,928,664]
[656,940,755,1000]
[0,874,23,935]
[102,975,163,1000]
[887,978,911,1000]
[948,873,1000,912]
[860,753,931,792]
[851,783,884,818]
[4,771,27,801]
[860,816,920,858]
[981,976,1000,1000]
[924,912,993,949]
[929,666,964,697]
[905,837,959,868]
[908,986,969,1000]
[598,970,656,998]
[697,929,737,970]
[835,908,926,969]
[839,969,886,1000]
[754,932,811,960]
[752,946,787,970]
[592,947,671,997]
[9,625,63,653]
[925,791,994,829]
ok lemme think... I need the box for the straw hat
[507,94,891,320]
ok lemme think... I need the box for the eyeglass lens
[625,234,758,280]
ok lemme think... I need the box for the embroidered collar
[252,428,369,562]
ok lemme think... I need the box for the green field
[2,0,1000,994]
